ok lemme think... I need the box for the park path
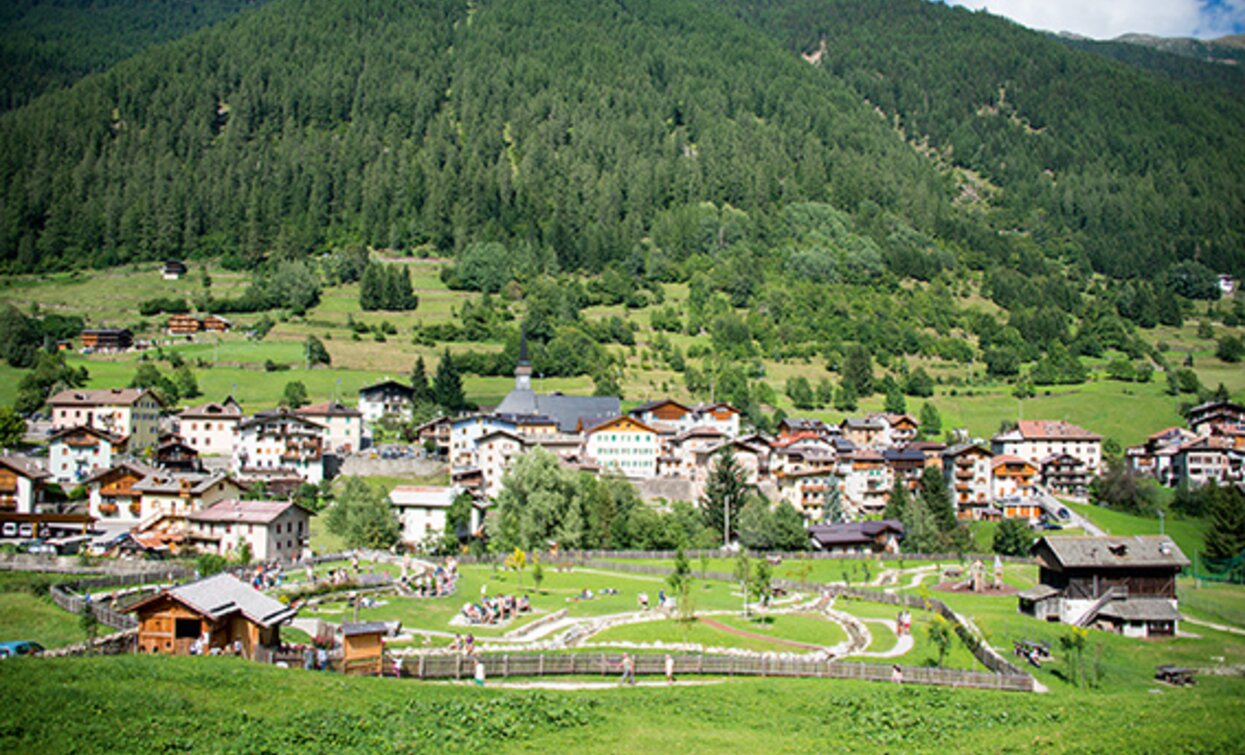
[855,619,915,658]
[1184,616,1245,637]
[442,679,725,690]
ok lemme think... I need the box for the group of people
[250,563,286,591]
[301,645,331,671]
[615,653,678,686]
[460,594,531,625]
[894,610,913,637]
[637,590,674,611]
[402,558,457,597]
[449,633,479,656]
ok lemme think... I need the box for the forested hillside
[0,0,269,112]
[732,0,1245,278]
[1055,35,1245,98]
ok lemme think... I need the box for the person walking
[664,654,675,685]
[891,664,903,684]
[474,658,486,687]
[618,653,636,686]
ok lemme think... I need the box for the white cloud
[943,0,1245,40]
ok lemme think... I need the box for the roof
[358,379,414,396]
[127,573,295,627]
[996,420,1102,442]
[0,455,49,481]
[239,409,324,431]
[842,417,886,430]
[883,448,926,463]
[187,499,307,525]
[808,520,905,547]
[582,415,658,435]
[83,461,160,485]
[630,399,691,415]
[48,388,156,408]
[296,401,362,418]
[342,621,390,637]
[992,454,1035,469]
[1034,536,1190,569]
[1017,584,1060,601]
[1096,598,1181,622]
[943,442,992,459]
[495,389,621,433]
[48,425,126,446]
[179,399,243,420]
[132,471,237,496]
[389,486,459,508]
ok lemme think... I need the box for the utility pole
[723,493,730,548]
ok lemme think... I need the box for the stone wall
[337,456,444,480]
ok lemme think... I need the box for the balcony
[99,503,118,515]
[129,502,142,516]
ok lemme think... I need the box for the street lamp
[723,493,730,549]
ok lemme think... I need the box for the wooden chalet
[80,328,133,351]
[1018,536,1189,638]
[155,436,201,472]
[162,260,188,280]
[126,573,296,659]
[807,520,904,554]
[202,315,232,333]
[167,314,202,335]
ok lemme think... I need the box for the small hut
[125,573,296,659]
[340,621,388,676]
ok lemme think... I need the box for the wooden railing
[398,653,1034,692]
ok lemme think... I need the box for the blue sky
[940,0,1245,40]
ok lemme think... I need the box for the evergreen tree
[842,345,874,396]
[280,381,308,408]
[885,383,907,414]
[305,335,330,367]
[0,406,26,448]
[919,402,942,438]
[737,496,775,550]
[771,500,809,550]
[993,518,1034,556]
[833,382,858,411]
[433,349,466,413]
[822,483,845,524]
[325,477,400,549]
[700,447,748,543]
[920,466,957,532]
[410,356,434,405]
[173,364,200,399]
[884,478,910,522]
[1205,485,1245,560]
[900,496,941,553]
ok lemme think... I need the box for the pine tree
[700,447,748,543]
[920,466,957,532]
[822,482,845,524]
[1205,485,1245,560]
[885,383,906,414]
[884,478,910,522]
[842,345,874,396]
[433,349,466,413]
[410,356,434,405]
[919,401,942,438]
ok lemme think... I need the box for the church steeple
[515,327,532,391]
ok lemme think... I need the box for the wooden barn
[1018,535,1189,637]
[125,573,296,659]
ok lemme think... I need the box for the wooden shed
[340,621,388,676]
[125,573,296,659]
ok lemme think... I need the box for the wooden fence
[399,653,1034,692]
[49,566,196,630]
[457,549,1033,565]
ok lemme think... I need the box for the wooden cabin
[167,314,202,335]
[1018,536,1189,637]
[202,315,232,333]
[340,621,388,675]
[80,328,133,351]
[125,573,296,659]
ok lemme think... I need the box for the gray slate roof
[1017,584,1060,601]
[495,389,619,432]
[1036,535,1190,569]
[154,573,296,627]
[1096,598,1181,622]
[342,621,390,637]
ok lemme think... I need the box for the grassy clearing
[1178,581,1245,629]
[4,655,1244,753]
[0,593,91,648]
[1063,501,1208,559]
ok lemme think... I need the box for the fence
[456,549,1032,566]
[48,565,196,630]
[399,653,1034,692]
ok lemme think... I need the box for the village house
[583,415,660,479]
[1169,436,1244,488]
[942,443,994,519]
[841,417,888,450]
[841,449,891,516]
[882,413,921,446]
[389,485,463,545]
[155,436,201,472]
[775,468,839,523]
[79,328,133,352]
[48,426,127,484]
[0,455,49,514]
[992,420,1102,476]
[1040,453,1092,498]
[126,573,297,659]
[659,427,727,479]
[86,461,161,526]
[883,447,927,492]
[1186,399,1245,436]
[178,398,244,456]
[49,387,162,450]
[991,455,1041,521]
[691,440,768,499]
[475,429,526,498]
[296,401,364,455]
[1126,426,1198,485]
[807,520,904,554]
[167,313,202,335]
[161,260,188,280]
[357,379,416,423]
[131,471,246,539]
[1018,535,1188,638]
[202,314,232,333]
[234,410,325,484]
[187,499,311,562]
[414,416,452,457]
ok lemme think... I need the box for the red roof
[1015,420,1101,441]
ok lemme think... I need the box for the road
[1035,487,1104,536]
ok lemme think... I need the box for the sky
[941,0,1245,40]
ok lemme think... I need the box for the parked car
[0,641,45,659]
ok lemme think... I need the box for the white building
[188,499,311,562]
[357,379,415,423]
[85,461,161,526]
[234,410,325,484]
[389,485,461,545]
[584,416,659,479]
[992,420,1102,475]
[48,388,162,450]
[177,398,244,456]
[0,456,49,514]
[475,429,526,498]
[48,426,127,484]
[131,471,246,529]
[942,443,994,519]
[296,402,364,455]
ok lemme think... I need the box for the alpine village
[0,1,1244,752]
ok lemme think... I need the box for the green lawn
[589,612,850,653]
[1178,580,1245,629]
[0,593,95,648]
[4,655,1245,752]
[1063,501,1208,560]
